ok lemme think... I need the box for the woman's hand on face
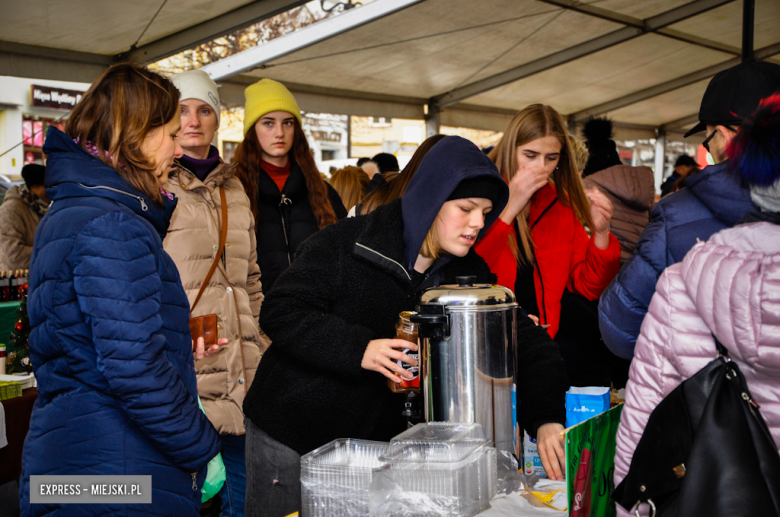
[536,422,566,481]
[193,336,227,361]
[361,339,418,382]
[585,187,613,235]
[500,164,549,224]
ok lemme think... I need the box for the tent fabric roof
[0,0,308,69]
[2,0,264,55]
[234,0,779,137]
[1,0,779,140]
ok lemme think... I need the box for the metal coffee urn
[411,276,518,457]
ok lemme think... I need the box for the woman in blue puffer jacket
[20,62,220,516]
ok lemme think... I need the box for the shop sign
[310,130,344,143]
[30,85,85,110]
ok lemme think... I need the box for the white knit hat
[170,70,221,124]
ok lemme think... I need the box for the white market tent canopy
[2,0,780,142]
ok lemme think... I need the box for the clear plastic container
[300,438,389,517]
[369,423,497,516]
[370,447,496,516]
[382,422,487,464]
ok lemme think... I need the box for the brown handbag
[189,186,228,348]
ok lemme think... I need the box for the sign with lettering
[30,85,85,110]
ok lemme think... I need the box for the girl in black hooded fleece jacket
[242,136,568,516]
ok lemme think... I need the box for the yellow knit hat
[243,79,302,137]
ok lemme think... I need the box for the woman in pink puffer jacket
[613,94,780,517]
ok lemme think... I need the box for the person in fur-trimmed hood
[241,136,569,516]
[581,117,655,265]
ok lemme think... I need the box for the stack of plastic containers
[369,423,496,516]
[300,439,389,517]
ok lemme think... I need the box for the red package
[571,446,592,517]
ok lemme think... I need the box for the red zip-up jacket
[475,183,620,338]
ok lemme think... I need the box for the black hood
[401,135,508,271]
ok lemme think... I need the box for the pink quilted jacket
[613,221,780,517]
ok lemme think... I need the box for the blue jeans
[218,433,247,517]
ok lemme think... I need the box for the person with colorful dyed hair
[614,93,780,517]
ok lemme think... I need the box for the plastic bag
[565,387,610,428]
[368,467,472,517]
[368,448,496,517]
[197,397,226,503]
[496,449,535,495]
[495,449,566,510]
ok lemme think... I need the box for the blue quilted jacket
[20,128,220,516]
[599,161,757,360]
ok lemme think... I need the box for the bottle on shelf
[9,271,19,302]
[0,271,9,302]
[19,269,28,297]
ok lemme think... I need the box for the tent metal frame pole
[742,0,755,61]
[123,0,309,63]
[572,41,780,121]
[538,0,740,56]
[200,0,423,82]
[429,0,734,110]
[571,59,739,121]
[425,104,441,139]
[654,129,667,193]
[662,114,701,132]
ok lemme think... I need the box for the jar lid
[417,275,517,309]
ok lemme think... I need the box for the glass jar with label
[388,311,420,393]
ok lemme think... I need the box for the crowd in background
[2,56,779,517]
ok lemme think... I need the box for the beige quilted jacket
[164,160,269,435]
[0,185,44,271]
[584,164,655,265]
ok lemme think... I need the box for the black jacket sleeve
[516,313,568,438]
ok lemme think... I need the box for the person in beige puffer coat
[164,70,267,517]
[166,159,267,431]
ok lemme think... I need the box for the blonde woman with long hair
[474,104,621,479]
[329,165,369,211]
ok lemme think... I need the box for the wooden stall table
[0,387,38,485]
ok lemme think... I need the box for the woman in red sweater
[476,104,621,385]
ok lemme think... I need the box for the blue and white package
[523,430,547,478]
[565,386,610,428]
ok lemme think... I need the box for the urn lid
[417,275,517,310]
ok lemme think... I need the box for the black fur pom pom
[583,117,614,144]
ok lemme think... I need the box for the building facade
[0,76,90,182]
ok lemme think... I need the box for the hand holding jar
[361,338,418,383]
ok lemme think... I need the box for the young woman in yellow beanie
[234,79,347,295]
